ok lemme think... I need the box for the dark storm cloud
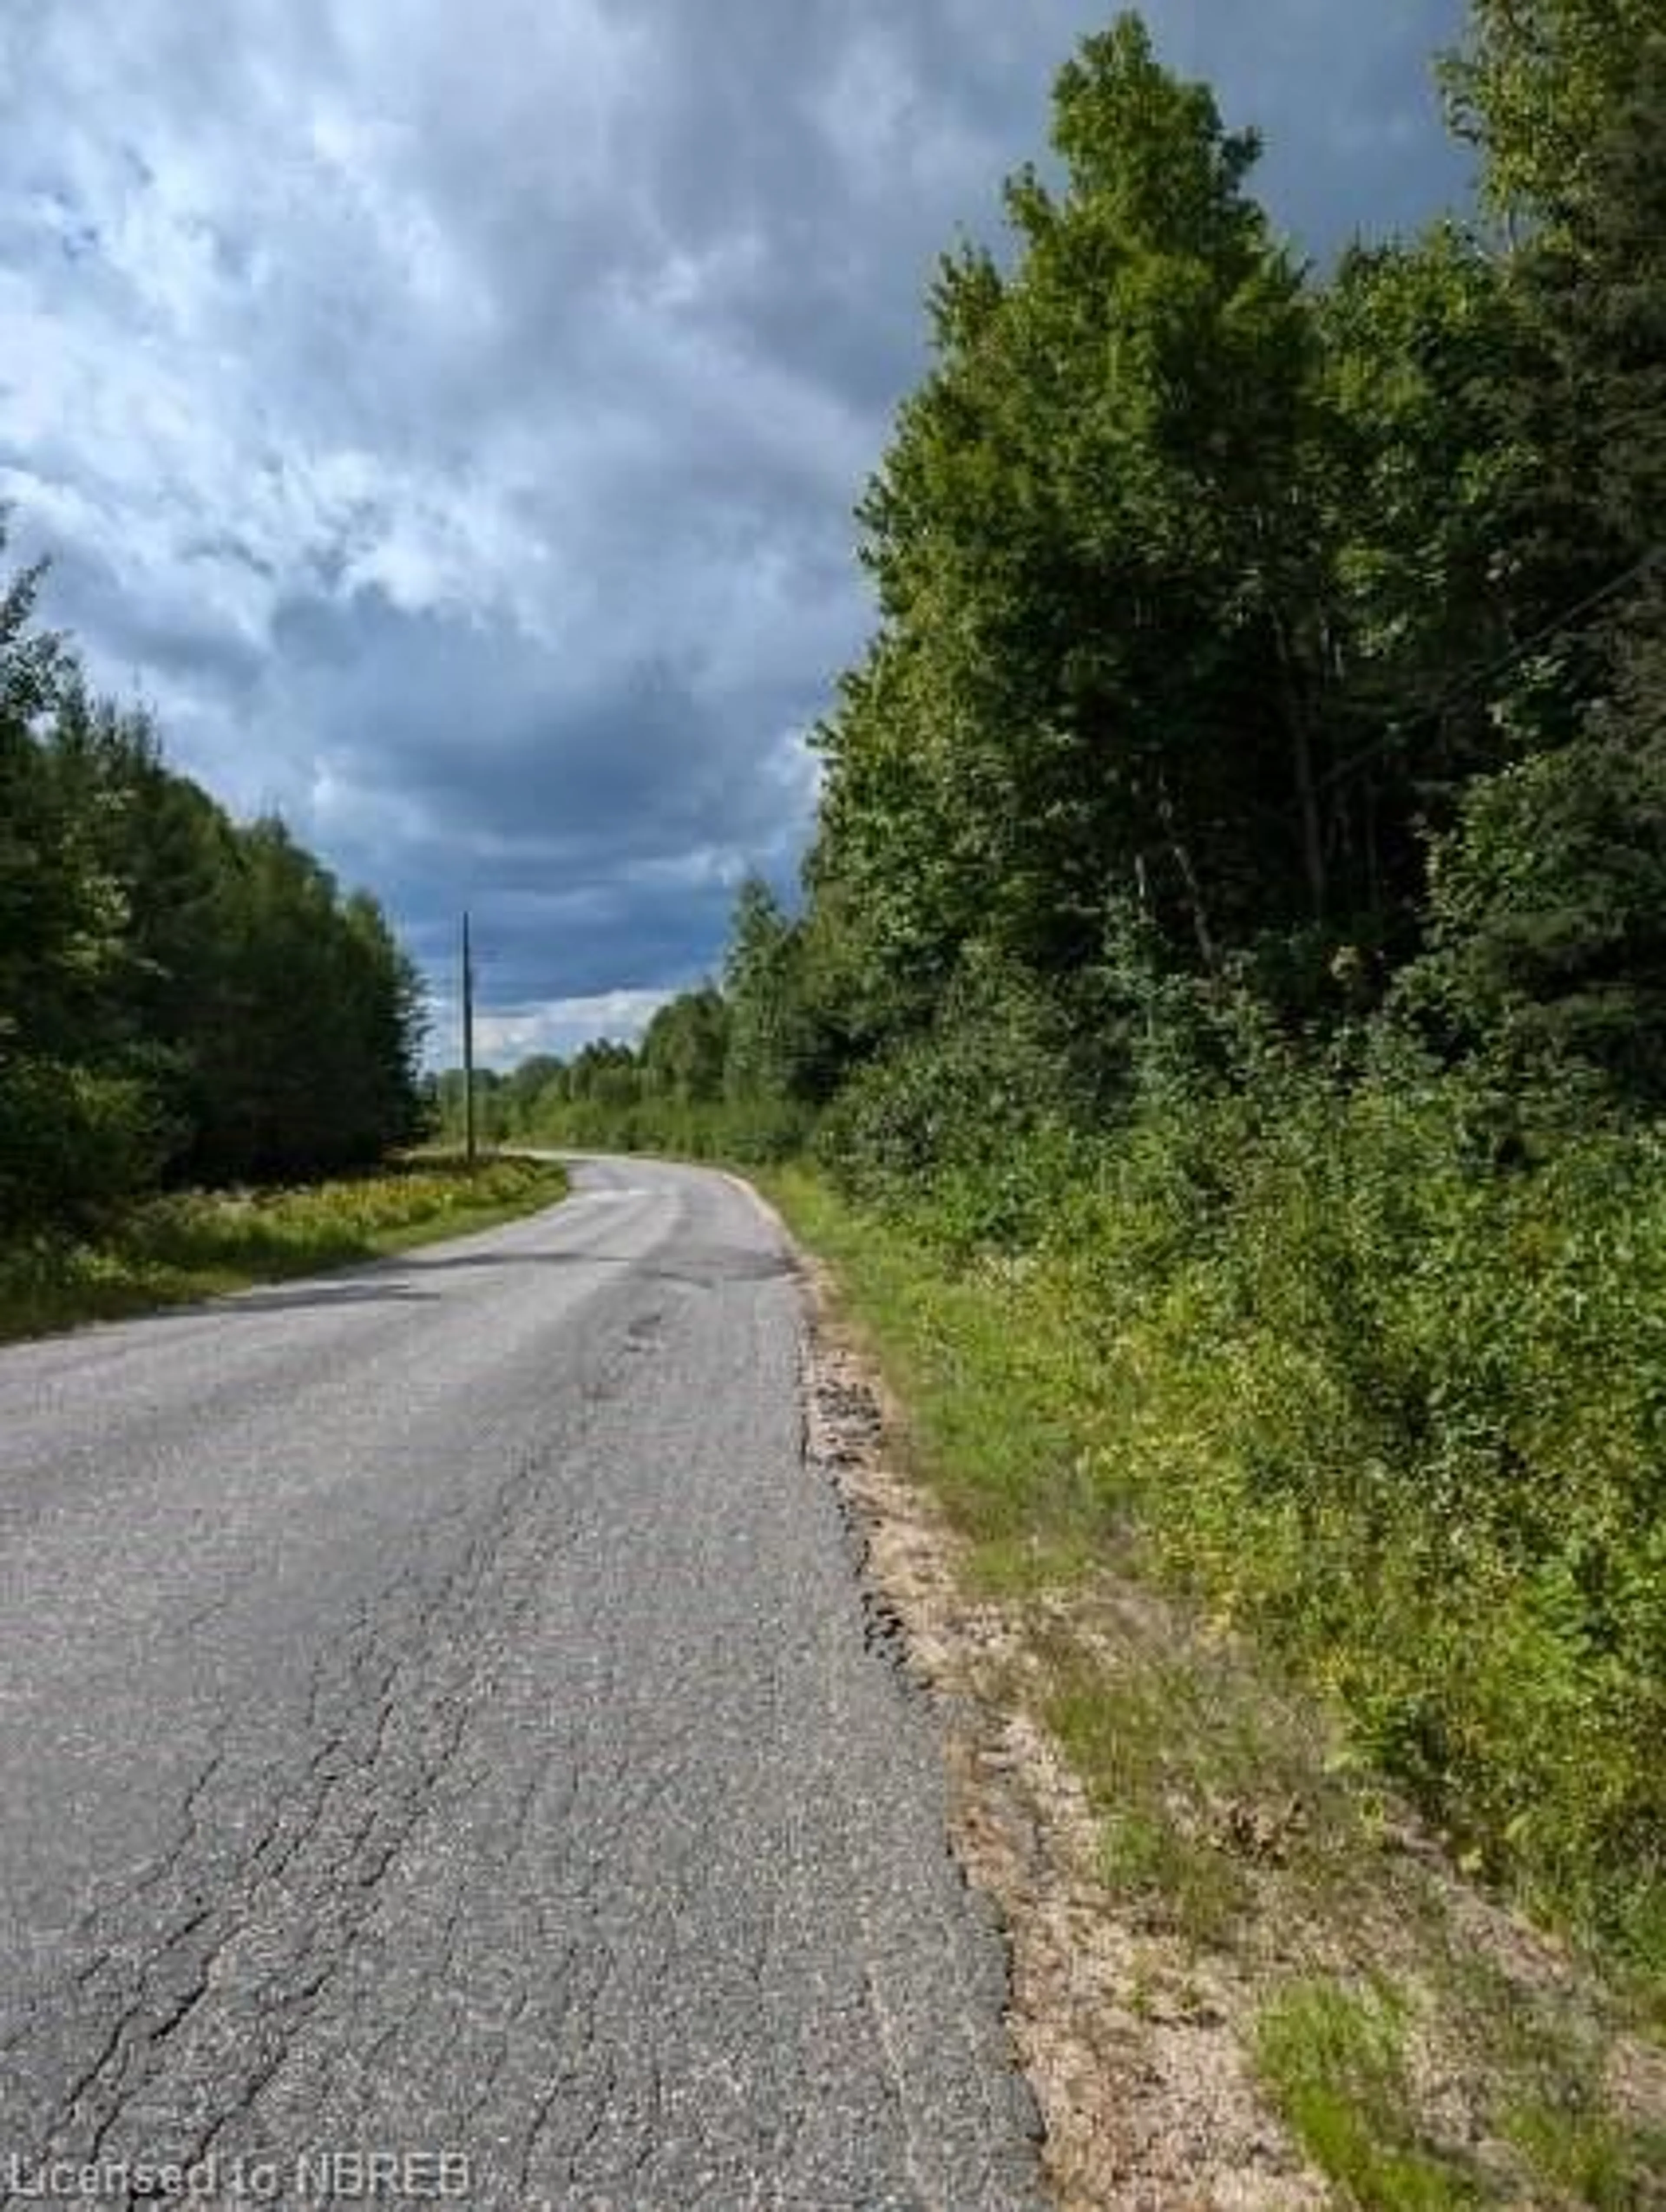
[271,583,817,879]
[0,0,1468,1060]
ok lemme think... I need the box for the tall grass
[803,1036,1666,1976]
[0,1153,567,1342]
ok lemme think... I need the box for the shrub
[0,1053,169,1230]
[830,1002,1666,1962]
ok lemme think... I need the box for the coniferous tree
[0,523,429,1223]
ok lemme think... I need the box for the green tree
[0,576,125,1062]
[0,540,168,1226]
[0,526,428,1213]
[640,988,729,1104]
[1414,732,1666,1103]
[722,876,821,1101]
[812,14,1340,1036]
[1300,223,1554,967]
[499,1054,566,1135]
[1441,0,1659,229]
[1414,30,1666,1109]
[1509,27,1666,570]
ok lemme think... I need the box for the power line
[1316,543,1663,797]
[461,911,476,1170]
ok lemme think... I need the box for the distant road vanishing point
[0,1157,1044,2211]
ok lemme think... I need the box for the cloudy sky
[0,0,1470,1064]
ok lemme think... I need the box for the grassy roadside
[0,1152,569,1344]
[764,1163,1666,2210]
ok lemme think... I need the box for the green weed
[0,1153,567,1342]
[1254,1979,1487,2208]
[768,1148,1666,2200]
[777,1055,1666,1983]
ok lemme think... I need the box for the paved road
[0,1158,1043,2211]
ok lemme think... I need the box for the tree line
[516,0,1664,1159]
[0,545,426,1230]
[507,0,1666,1955]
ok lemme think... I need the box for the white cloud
[457,991,672,1069]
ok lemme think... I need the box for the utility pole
[461,909,477,1169]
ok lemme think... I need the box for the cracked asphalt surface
[0,1157,1045,2211]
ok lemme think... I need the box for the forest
[501,0,1666,1965]
[0,545,427,1228]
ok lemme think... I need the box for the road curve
[0,1157,1043,2211]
